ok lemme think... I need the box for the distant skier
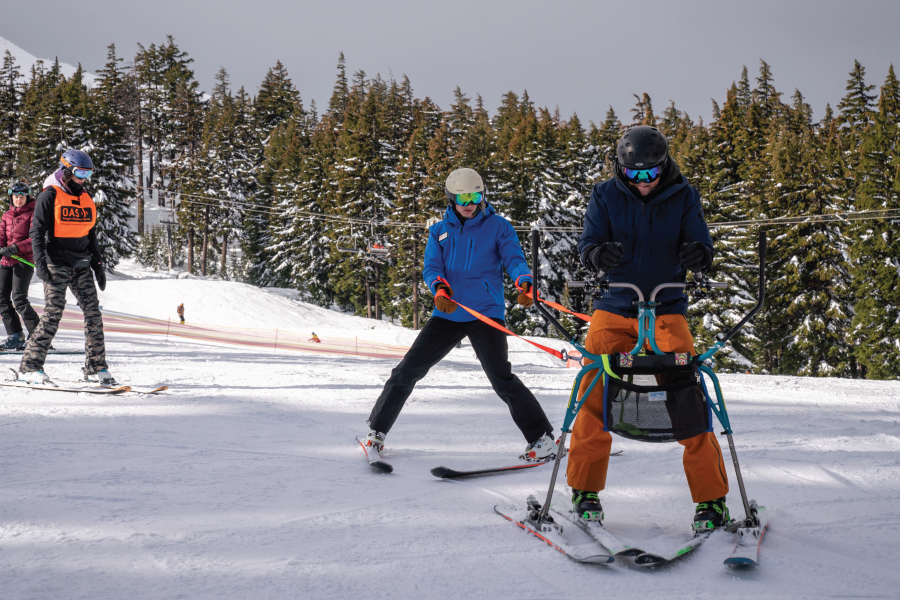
[0,181,39,350]
[567,126,727,532]
[363,168,558,462]
[309,332,321,343]
[177,303,185,324]
[17,150,115,385]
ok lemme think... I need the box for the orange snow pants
[566,310,729,503]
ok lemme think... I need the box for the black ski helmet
[616,126,668,169]
[7,181,30,197]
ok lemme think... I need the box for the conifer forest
[0,38,897,379]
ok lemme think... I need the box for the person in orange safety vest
[16,149,115,387]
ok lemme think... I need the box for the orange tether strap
[519,284,592,323]
[435,288,564,360]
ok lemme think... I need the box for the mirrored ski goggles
[8,185,30,196]
[454,192,483,206]
[71,167,93,180]
[623,165,662,184]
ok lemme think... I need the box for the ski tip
[633,554,667,566]
[724,557,759,568]
[369,461,393,474]
[430,466,453,478]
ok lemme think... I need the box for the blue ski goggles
[71,167,93,180]
[623,165,662,184]
[454,192,483,206]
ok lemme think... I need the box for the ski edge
[552,509,644,557]
[494,505,614,564]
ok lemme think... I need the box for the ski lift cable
[136,186,900,233]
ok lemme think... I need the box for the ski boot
[1,332,25,351]
[364,429,385,452]
[17,369,53,385]
[519,433,561,463]
[85,369,117,386]
[693,497,730,533]
[571,489,604,522]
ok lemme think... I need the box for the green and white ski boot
[572,489,604,522]
[693,497,730,533]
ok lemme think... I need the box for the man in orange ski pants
[566,311,729,502]
[569,125,730,532]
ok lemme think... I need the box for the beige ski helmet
[444,168,484,203]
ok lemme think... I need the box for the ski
[632,532,710,566]
[356,436,392,473]
[724,506,769,568]
[0,380,131,394]
[65,382,169,394]
[0,350,83,355]
[431,450,621,480]
[495,501,614,564]
[431,462,546,479]
[553,509,644,557]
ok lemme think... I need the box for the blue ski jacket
[423,202,532,323]
[578,169,712,317]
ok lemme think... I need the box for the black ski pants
[0,263,39,336]
[367,315,554,443]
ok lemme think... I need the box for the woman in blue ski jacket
[363,168,558,463]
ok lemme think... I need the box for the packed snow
[1,261,899,599]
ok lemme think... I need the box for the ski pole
[12,255,36,268]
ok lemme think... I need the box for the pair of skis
[497,494,767,568]
[356,436,621,479]
[2,370,168,395]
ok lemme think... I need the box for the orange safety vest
[52,185,96,238]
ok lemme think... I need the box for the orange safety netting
[31,305,411,360]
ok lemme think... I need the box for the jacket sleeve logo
[60,206,93,223]
[439,232,448,242]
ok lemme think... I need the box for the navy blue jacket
[578,168,712,317]
[423,202,532,323]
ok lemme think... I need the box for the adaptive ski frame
[529,229,767,530]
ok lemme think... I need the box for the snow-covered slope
[2,261,899,599]
[0,35,97,86]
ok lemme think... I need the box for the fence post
[274,328,278,352]
[166,318,170,345]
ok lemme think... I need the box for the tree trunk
[136,97,144,236]
[187,228,194,274]
[374,262,382,321]
[412,239,418,330]
[202,206,209,277]
[221,231,228,278]
[365,265,372,319]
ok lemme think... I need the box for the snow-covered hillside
[0,35,97,86]
[1,263,899,599]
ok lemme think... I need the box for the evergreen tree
[0,50,23,179]
[850,65,900,379]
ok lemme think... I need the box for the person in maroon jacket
[0,181,39,350]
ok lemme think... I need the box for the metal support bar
[725,432,756,527]
[538,430,568,524]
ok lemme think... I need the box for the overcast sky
[3,0,898,125]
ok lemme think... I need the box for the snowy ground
[2,265,900,599]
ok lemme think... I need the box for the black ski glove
[0,244,19,258]
[92,259,107,292]
[679,241,713,272]
[35,260,52,283]
[586,242,625,272]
